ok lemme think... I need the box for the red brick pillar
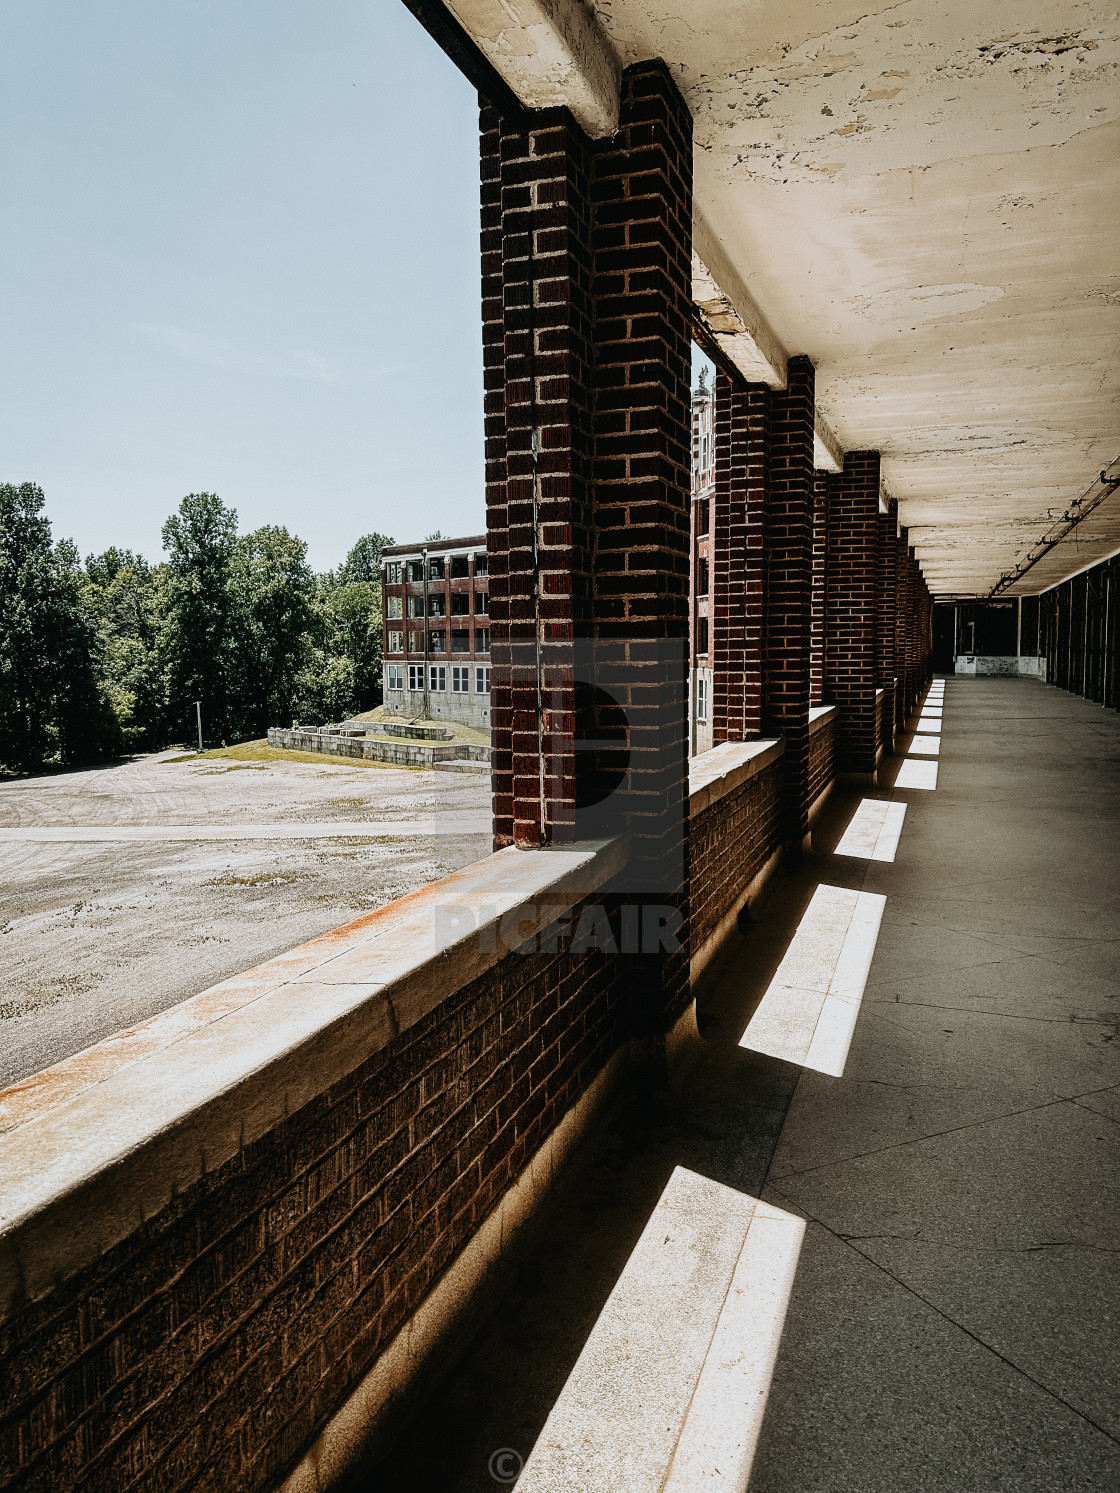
[907,550,922,706]
[481,61,693,1030]
[481,106,595,850]
[712,372,766,741]
[876,499,898,754]
[591,62,693,1028]
[810,473,828,708]
[824,451,880,777]
[894,523,911,729]
[763,355,816,846]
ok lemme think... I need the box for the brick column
[481,62,693,1031]
[481,106,596,850]
[810,473,828,708]
[591,62,693,1028]
[907,550,923,704]
[824,450,880,777]
[763,355,816,846]
[894,523,911,729]
[712,372,767,740]
[876,499,898,754]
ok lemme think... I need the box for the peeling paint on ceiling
[587,0,1120,594]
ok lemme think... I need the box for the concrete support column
[762,354,816,845]
[810,473,828,708]
[481,60,694,1031]
[876,499,898,753]
[712,371,766,741]
[824,450,880,776]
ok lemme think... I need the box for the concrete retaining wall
[955,654,1046,678]
[266,728,489,768]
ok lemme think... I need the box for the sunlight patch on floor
[739,884,886,1077]
[662,1198,807,1492]
[896,758,938,790]
[908,734,940,756]
[834,798,907,862]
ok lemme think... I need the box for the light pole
[195,701,203,753]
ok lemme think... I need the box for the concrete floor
[364,676,1120,1492]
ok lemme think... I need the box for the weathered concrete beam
[813,411,843,474]
[443,0,620,137]
[693,209,786,389]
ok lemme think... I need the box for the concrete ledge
[807,704,838,736]
[687,738,784,817]
[0,837,627,1315]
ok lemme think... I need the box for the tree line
[0,482,392,771]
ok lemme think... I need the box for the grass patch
[164,740,426,771]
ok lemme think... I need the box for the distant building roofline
[382,534,488,560]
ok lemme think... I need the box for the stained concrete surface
[0,752,490,1086]
[361,676,1119,1492]
[447,0,1120,591]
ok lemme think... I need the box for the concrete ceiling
[442,0,1120,596]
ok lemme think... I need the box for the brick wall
[689,756,782,960]
[0,891,624,1493]
[806,713,837,815]
[824,451,880,775]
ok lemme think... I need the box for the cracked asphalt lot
[0,751,491,1086]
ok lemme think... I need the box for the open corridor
[367,675,1120,1492]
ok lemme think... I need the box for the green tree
[0,484,117,769]
[85,547,165,748]
[230,525,315,735]
[0,483,57,767]
[337,531,394,585]
[295,579,382,723]
[159,493,238,741]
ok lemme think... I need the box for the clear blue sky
[1,1,713,573]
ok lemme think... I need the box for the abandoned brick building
[381,535,492,729]
[1,4,1117,1492]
